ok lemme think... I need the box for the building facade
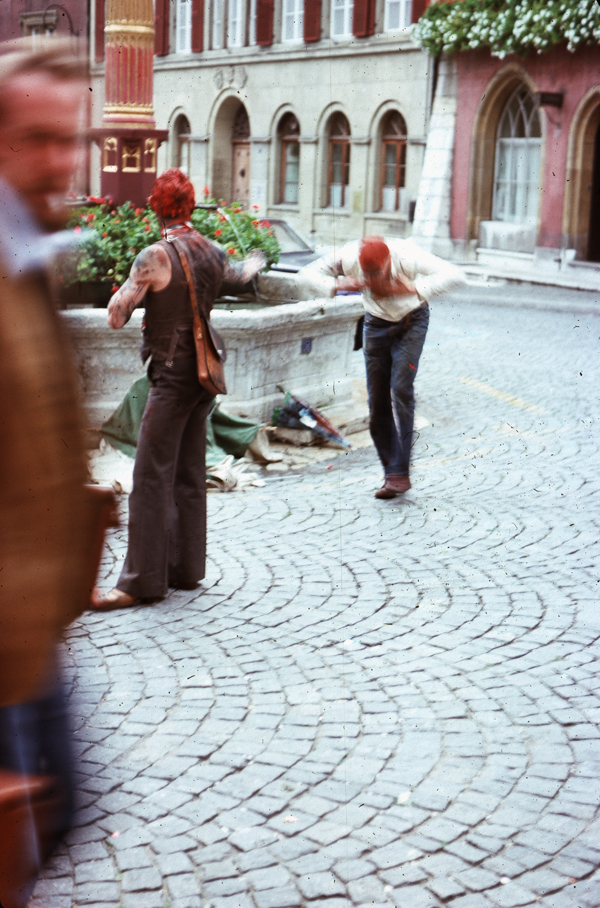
[448,43,600,266]
[90,0,435,246]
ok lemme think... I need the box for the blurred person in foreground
[299,236,466,498]
[0,40,96,905]
[92,169,265,611]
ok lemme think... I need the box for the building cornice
[153,34,422,73]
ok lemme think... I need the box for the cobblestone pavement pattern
[31,291,600,908]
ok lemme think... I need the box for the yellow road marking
[458,377,547,415]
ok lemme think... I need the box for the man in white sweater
[299,236,466,498]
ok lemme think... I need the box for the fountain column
[92,0,168,207]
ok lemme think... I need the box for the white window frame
[249,0,257,44]
[384,0,411,32]
[176,0,192,53]
[212,0,223,48]
[228,0,244,47]
[330,0,353,38]
[282,0,304,42]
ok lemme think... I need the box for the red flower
[214,228,222,237]
[73,226,82,233]
[111,284,119,293]
[251,219,259,226]
[86,213,95,222]
[226,247,237,255]
[260,220,270,228]
[218,213,227,222]
[144,225,151,232]
[252,204,260,210]
[135,208,143,216]
[102,232,108,237]
[203,186,210,196]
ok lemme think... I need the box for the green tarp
[102,375,260,468]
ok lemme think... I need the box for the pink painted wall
[451,43,600,249]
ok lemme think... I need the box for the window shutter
[155,0,169,56]
[303,0,321,42]
[94,0,105,62]
[255,0,274,46]
[353,0,374,37]
[410,0,429,24]
[192,0,204,51]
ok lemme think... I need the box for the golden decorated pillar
[92,0,168,207]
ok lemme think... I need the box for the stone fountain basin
[62,293,364,428]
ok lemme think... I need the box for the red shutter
[94,0,105,62]
[155,0,169,56]
[353,0,374,37]
[256,0,274,46]
[304,0,321,41]
[192,0,204,51]
[410,0,429,24]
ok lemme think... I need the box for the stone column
[411,56,458,259]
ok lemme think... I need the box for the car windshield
[266,220,311,254]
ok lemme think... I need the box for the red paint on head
[358,236,391,273]
[149,168,195,221]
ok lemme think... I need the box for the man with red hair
[93,169,264,609]
[301,236,465,498]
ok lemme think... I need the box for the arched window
[380,111,407,212]
[493,85,542,224]
[279,114,301,203]
[173,114,191,174]
[328,113,351,208]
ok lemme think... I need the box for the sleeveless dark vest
[142,232,226,365]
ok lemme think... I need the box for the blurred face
[360,246,392,296]
[0,71,85,228]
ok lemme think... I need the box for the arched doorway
[588,120,600,261]
[564,92,600,261]
[231,105,250,208]
[211,99,251,207]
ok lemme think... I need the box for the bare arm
[107,244,172,329]
[222,249,267,286]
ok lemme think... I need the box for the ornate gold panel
[144,138,157,173]
[122,141,141,172]
[103,137,118,172]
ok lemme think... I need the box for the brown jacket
[0,263,94,707]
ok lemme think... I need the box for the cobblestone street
[33,288,600,908]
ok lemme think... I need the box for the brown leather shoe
[374,474,411,499]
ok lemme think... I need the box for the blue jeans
[363,306,430,477]
[0,680,74,844]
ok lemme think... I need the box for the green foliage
[64,194,280,289]
[416,0,600,58]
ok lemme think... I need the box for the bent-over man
[300,236,466,498]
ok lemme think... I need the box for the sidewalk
[462,255,600,295]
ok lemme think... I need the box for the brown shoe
[89,588,139,611]
[374,474,411,499]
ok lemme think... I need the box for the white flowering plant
[416,0,600,58]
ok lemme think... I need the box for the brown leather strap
[168,236,202,327]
